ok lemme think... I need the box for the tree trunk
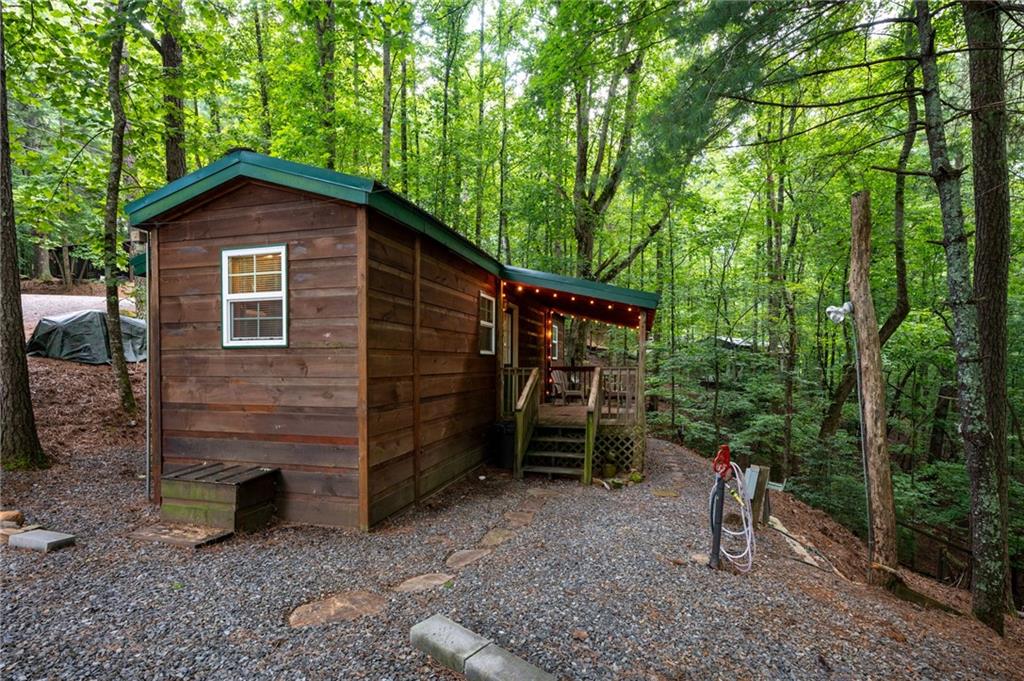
[61,239,71,288]
[497,0,508,262]
[104,0,137,416]
[473,1,486,246]
[916,0,1003,635]
[848,191,898,588]
[963,0,1011,612]
[399,57,409,195]
[157,0,186,182]
[783,288,797,475]
[315,1,336,170]
[34,241,52,280]
[928,382,956,460]
[253,1,272,152]
[0,6,47,470]
[381,27,392,183]
[819,47,916,441]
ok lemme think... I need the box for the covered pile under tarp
[26,310,147,364]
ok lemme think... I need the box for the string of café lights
[504,283,646,330]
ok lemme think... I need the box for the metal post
[850,325,875,564]
[709,474,725,569]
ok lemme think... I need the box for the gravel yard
[21,293,135,336]
[3,437,1021,680]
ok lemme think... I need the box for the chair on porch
[551,369,584,405]
[603,369,631,416]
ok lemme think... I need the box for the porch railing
[501,367,534,418]
[600,366,639,424]
[549,365,597,404]
[583,367,602,485]
[513,368,541,479]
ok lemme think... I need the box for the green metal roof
[124,150,659,311]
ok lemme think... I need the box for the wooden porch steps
[521,465,585,476]
[531,435,585,445]
[521,425,586,481]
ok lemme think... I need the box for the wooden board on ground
[128,523,233,548]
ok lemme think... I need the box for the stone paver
[394,573,454,593]
[446,549,492,569]
[478,528,516,547]
[517,498,546,513]
[503,511,534,527]
[288,591,386,627]
[8,530,75,553]
[652,488,680,498]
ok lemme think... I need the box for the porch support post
[496,279,504,419]
[413,235,422,502]
[637,311,647,425]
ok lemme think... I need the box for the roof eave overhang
[500,266,660,311]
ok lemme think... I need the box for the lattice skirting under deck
[594,424,646,473]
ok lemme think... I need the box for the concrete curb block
[410,615,555,680]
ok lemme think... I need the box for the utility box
[160,463,278,532]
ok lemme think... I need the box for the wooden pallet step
[521,465,583,476]
[526,450,584,460]
[532,435,585,444]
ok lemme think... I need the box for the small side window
[478,292,495,355]
[222,245,288,348]
[551,320,559,361]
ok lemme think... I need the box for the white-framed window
[221,244,288,348]
[551,320,559,361]
[478,291,495,355]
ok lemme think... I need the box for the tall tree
[104,0,137,415]
[314,0,337,169]
[819,37,916,441]
[473,0,486,246]
[380,13,393,182]
[253,0,272,153]
[849,191,899,588]
[138,0,187,181]
[915,0,1004,635]
[963,0,1012,611]
[0,4,47,470]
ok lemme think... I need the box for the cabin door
[502,304,518,367]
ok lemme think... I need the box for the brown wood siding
[365,213,497,525]
[505,288,546,369]
[155,180,361,528]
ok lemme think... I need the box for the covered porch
[494,267,658,483]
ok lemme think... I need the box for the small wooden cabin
[126,151,658,530]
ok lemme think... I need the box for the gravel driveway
[2,440,1020,680]
[21,294,135,336]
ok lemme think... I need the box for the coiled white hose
[709,461,756,573]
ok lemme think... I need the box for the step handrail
[513,368,541,479]
[583,367,602,485]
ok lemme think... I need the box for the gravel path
[21,294,135,336]
[2,440,1021,680]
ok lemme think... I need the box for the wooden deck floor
[538,403,588,426]
[537,403,636,427]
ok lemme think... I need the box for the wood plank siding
[365,213,498,524]
[504,287,547,369]
[154,180,362,527]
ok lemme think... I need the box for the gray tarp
[26,309,147,364]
